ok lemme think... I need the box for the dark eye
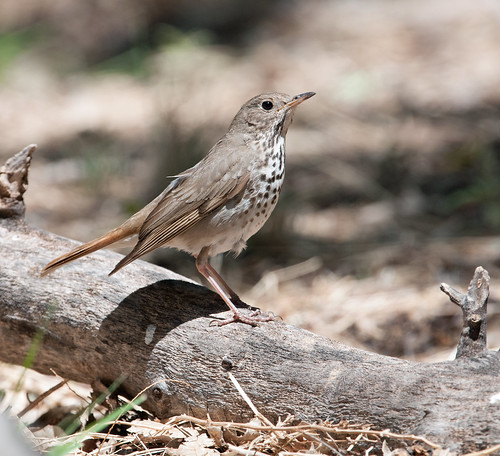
[261,100,273,111]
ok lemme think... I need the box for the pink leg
[195,248,276,326]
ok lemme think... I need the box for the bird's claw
[210,308,278,327]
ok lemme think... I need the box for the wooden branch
[1,146,499,453]
[0,144,36,219]
[440,267,489,358]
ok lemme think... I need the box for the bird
[41,91,315,325]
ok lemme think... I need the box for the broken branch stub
[440,266,489,358]
[0,144,36,219]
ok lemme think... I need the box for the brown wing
[109,136,250,274]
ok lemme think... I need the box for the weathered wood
[0,144,36,219]
[0,146,499,453]
[441,267,489,358]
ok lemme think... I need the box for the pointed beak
[281,91,316,110]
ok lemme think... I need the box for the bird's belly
[168,175,284,257]
[168,136,285,257]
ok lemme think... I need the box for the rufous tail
[40,191,166,277]
[40,225,138,277]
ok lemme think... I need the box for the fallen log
[0,145,499,453]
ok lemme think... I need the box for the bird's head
[230,91,315,139]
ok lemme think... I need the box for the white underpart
[166,135,286,257]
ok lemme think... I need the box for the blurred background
[1,0,500,361]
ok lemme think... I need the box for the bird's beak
[281,92,316,110]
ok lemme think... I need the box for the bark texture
[441,268,489,359]
[0,146,499,453]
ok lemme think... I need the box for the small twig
[304,432,342,456]
[464,442,500,456]
[439,283,464,307]
[50,369,89,403]
[226,443,270,456]
[346,431,365,452]
[17,379,67,418]
[168,415,443,450]
[228,372,274,427]
[279,452,327,456]
[298,430,343,456]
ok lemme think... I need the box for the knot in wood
[468,314,482,340]
[221,356,234,371]
[152,387,163,400]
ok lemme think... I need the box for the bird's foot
[210,309,278,327]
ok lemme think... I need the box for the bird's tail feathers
[40,225,136,277]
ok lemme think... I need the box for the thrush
[41,91,315,325]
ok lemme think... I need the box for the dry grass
[0,366,468,456]
[3,366,500,455]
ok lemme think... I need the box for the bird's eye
[261,100,273,111]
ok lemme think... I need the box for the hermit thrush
[41,91,315,325]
